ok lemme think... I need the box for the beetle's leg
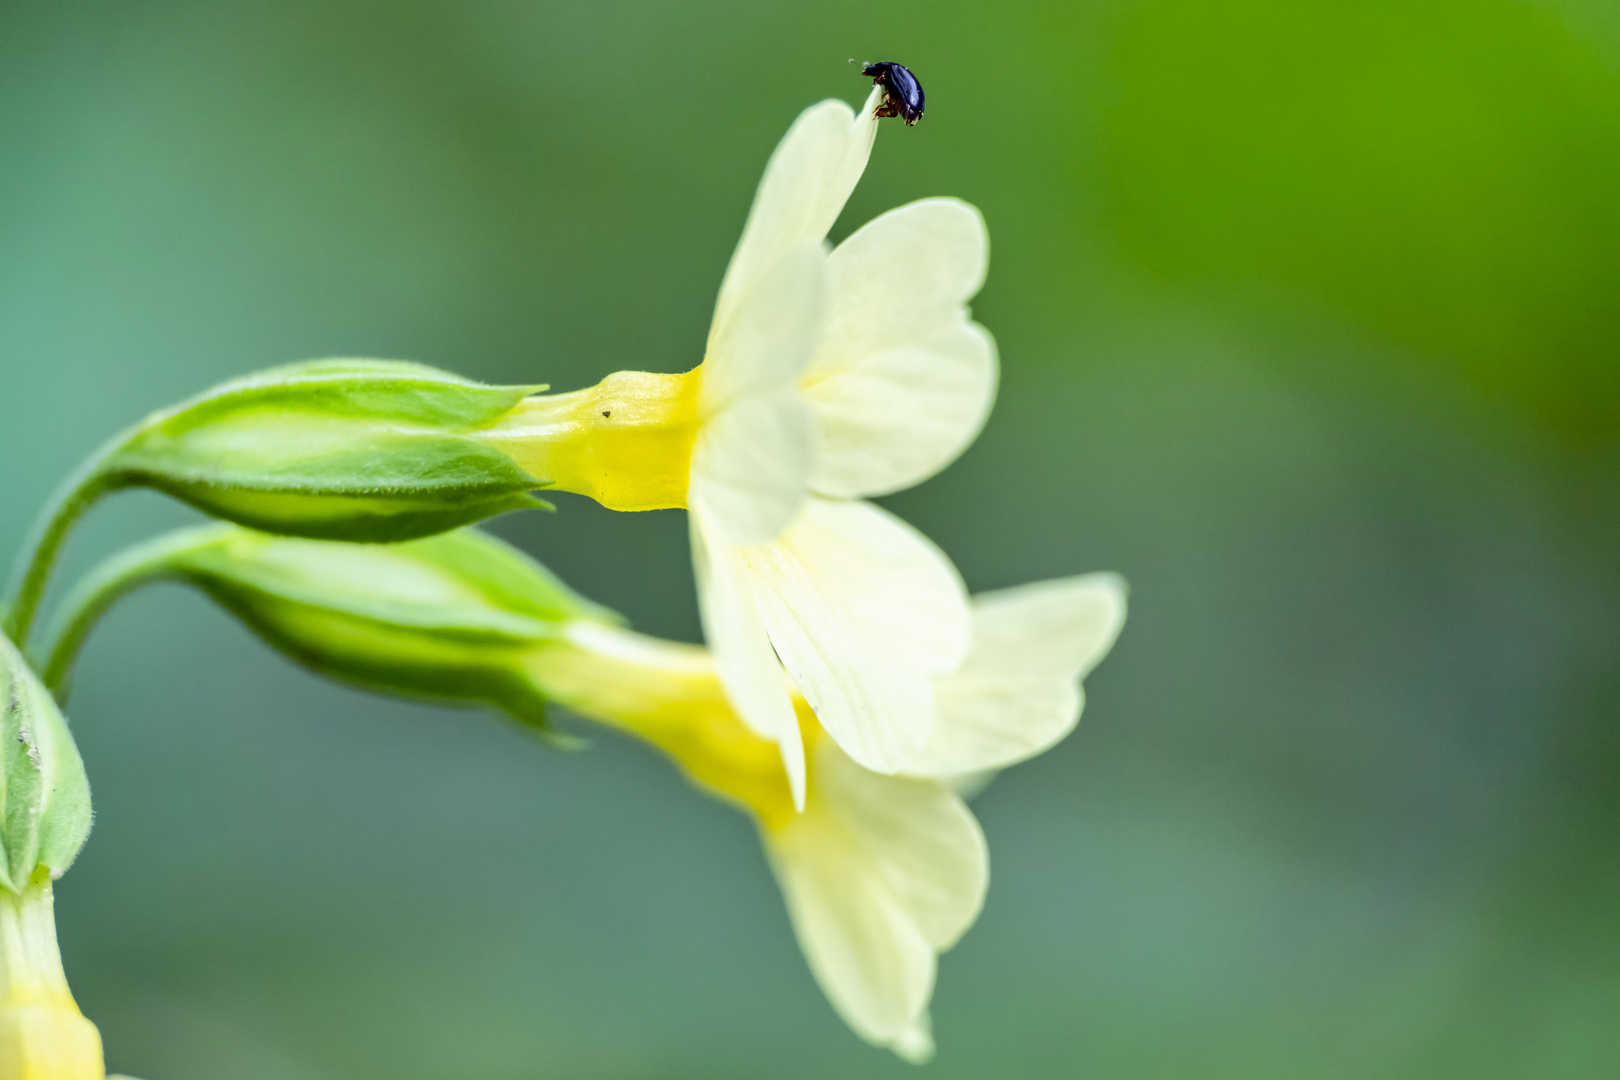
[874,100,899,119]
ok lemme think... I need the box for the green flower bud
[0,633,91,895]
[4,358,553,648]
[106,359,551,542]
[46,526,616,741]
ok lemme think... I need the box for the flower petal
[689,511,806,807]
[891,1015,936,1066]
[907,573,1128,778]
[691,387,813,547]
[805,198,998,498]
[710,91,881,346]
[741,497,970,773]
[692,244,824,545]
[764,737,986,1059]
[813,198,991,368]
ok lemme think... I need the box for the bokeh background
[3,1,1618,1076]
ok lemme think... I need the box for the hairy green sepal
[62,526,619,740]
[108,359,552,541]
[0,633,91,893]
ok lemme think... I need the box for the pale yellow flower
[0,877,105,1080]
[483,91,998,806]
[526,573,1125,1060]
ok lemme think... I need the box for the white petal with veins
[805,198,997,498]
[692,243,825,545]
[709,91,881,346]
[689,511,806,806]
[741,497,969,774]
[908,573,1128,778]
[765,737,986,1061]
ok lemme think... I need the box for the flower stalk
[38,531,203,702]
[1,438,132,648]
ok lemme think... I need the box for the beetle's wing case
[889,64,924,121]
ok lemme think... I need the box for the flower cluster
[0,84,1126,1072]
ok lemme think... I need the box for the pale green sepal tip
[0,631,91,894]
[515,722,590,754]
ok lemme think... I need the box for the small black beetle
[861,61,925,126]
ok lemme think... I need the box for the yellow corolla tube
[479,370,701,513]
[523,620,800,828]
[0,875,104,1080]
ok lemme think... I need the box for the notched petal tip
[805,319,998,499]
[907,572,1129,778]
[987,572,1128,681]
[804,197,998,498]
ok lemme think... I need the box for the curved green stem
[1,434,133,648]
[36,531,201,703]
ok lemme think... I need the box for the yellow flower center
[477,370,700,512]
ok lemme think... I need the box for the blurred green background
[3,0,1618,1076]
